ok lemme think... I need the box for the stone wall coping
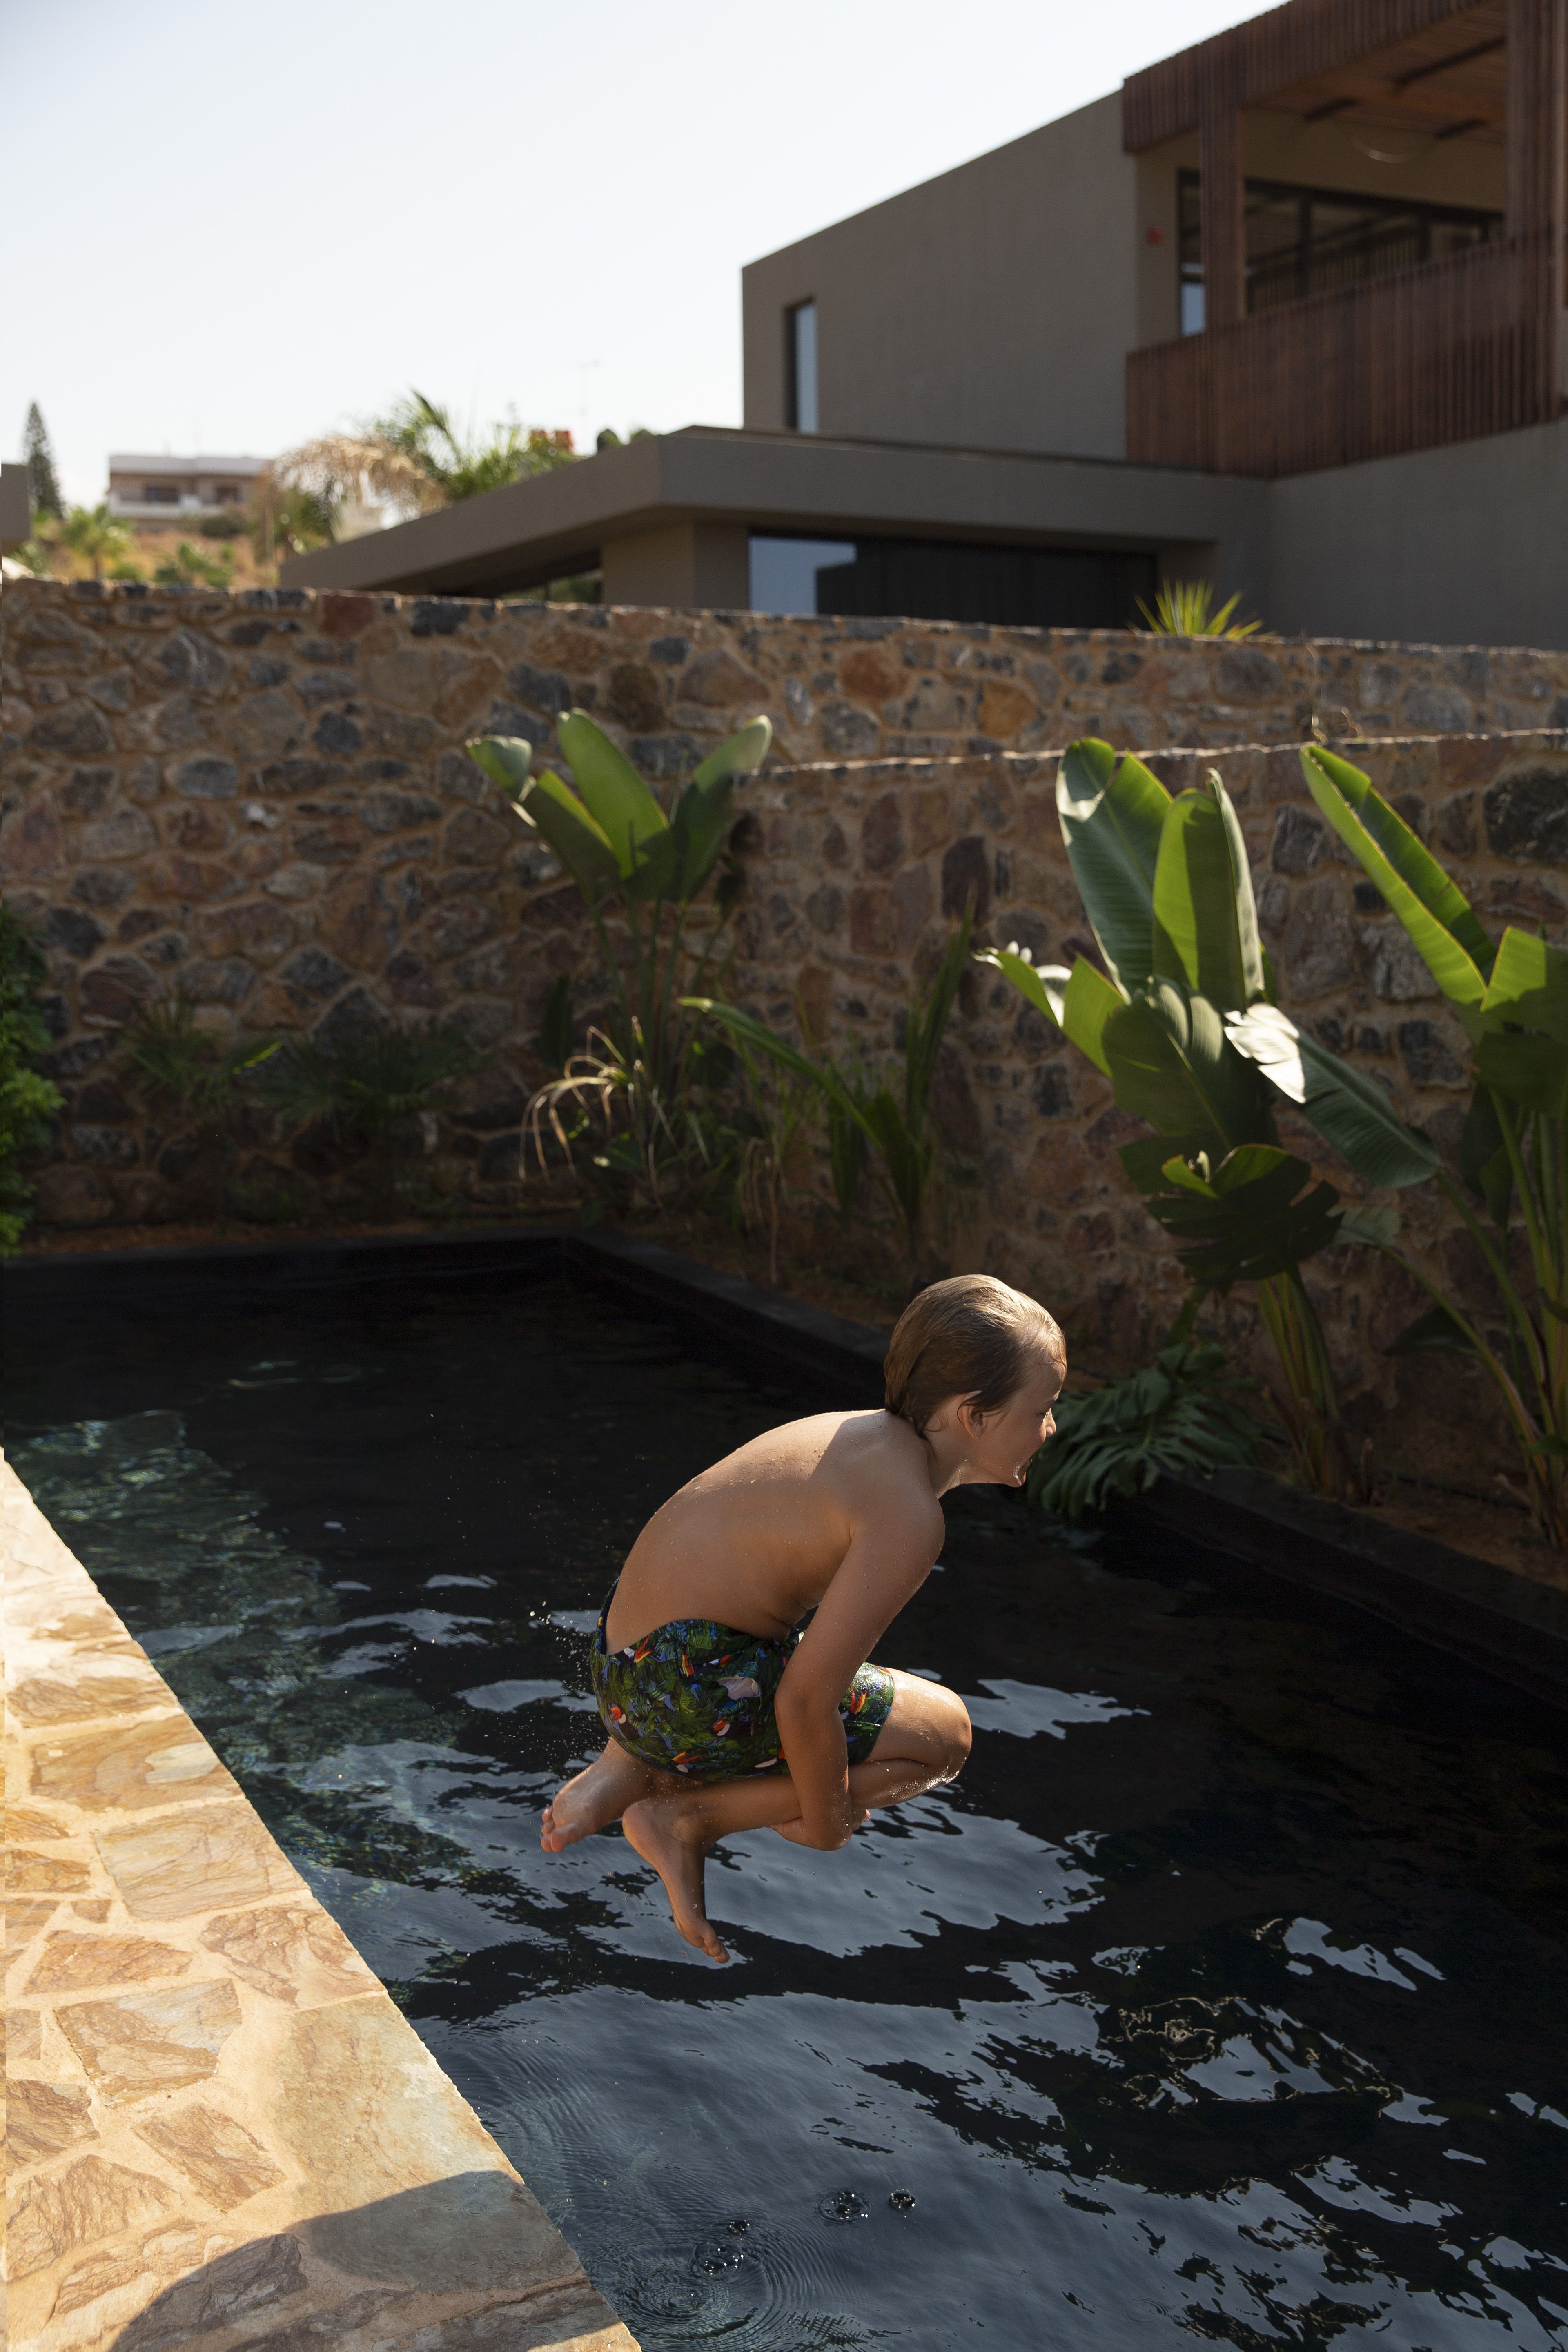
[10,575,1568,662]
[1,1454,638,2352]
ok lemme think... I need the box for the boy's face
[959,1343,1066,1486]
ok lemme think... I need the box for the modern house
[107,452,270,523]
[284,0,1567,648]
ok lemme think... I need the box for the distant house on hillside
[282,0,1566,649]
[107,454,270,523]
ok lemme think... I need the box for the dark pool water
[7,1260,1568,2350]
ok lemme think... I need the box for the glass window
[787,300,818,434]
[1175,170,1501,327]
[143,483,180,503]
[749,535,855,613]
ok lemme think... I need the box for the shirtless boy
[541,1274,1065,1962]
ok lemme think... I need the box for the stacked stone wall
[9,577,1568,1478]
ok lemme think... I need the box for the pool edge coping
[1,1453,641,2352]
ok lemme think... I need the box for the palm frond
[1027,1342,1263,1522]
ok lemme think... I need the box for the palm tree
[56,504,134,582]
[264,389,576,539]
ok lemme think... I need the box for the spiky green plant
[1136,580,1262,639]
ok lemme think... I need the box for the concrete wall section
[742,95,1139,459]
[1268,416,1568,651]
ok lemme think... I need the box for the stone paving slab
[3,1457,639,2352]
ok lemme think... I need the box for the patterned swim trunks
[592,1599,896,1782]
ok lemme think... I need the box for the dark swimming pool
[7,1256,1568,2350]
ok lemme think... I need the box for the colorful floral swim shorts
[592,1598,895,1782]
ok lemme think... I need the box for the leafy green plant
[0,907,64,1252]
[687,906,976,1280]
[55,503,134,582]
[120,997,281,1218]
[977,739,1433,1497]
[1135,580,1262,639]
[469,711,771,1209]
[153,539,233,587]
[1028,1342,1263,1522]
[1236,746,1568,1547]
[258,1021,486,1132]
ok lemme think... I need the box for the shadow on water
[9,1265,1568,2350]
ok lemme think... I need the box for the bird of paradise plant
[467,710,771,1207]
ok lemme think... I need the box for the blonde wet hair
[884,1274,1062,1438]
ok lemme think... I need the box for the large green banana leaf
[557,711,666,872]
[692,717,772,789]
[1145,1142,1345,1288]
[1459,1086,1512,1224]
[1478,927,1568,1041]
[1300,746,1492,1009]
[975,947,1124,1078]
[1055,739,1171,996]
[1150,775,1267,1012]
[467,739,621,904]
[1474,1030,1568,1119]
[1225,1003,1440,1188]
[1101,982,1260,1145]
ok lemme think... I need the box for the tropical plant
[252,483,337,568]
[371,391,575,503]
[1027,1341,1263,1522]
[536,973,576,1074]
[727,1019,821,1289]
[120,998,280,1217]
[468,712,771,1209]
[687,907,977,1281]
[1236,746,1568,1547]
[266,390,576,541]
[153,539,233,587]
[0,907,64,1252]
[1135,580,1262,639]
[977,739,1435,1497]
[257,1021,486,1137]
[56,504,134,582]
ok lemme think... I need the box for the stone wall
[9,576,1568,1474]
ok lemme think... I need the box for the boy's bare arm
[773,1476,942,1847]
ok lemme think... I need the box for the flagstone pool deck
[2,1457,638,2352]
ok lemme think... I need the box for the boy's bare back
[604,1409,944,1653]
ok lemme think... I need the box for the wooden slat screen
[1123,0,1481,148]
[1126,230,1554,475]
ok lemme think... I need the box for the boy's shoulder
[829,1412,944,1537]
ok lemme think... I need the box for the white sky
[5,0,1256,508]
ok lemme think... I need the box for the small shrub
[1027,1342,1263,1523]
[0,907,64,1252]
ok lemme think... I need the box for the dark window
[1177,170,1501,332]
[786,300,818,433]
[143,482,180,503]
[213,484,243,505]
[811,538,1156,629]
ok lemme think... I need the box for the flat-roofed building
[107,452,270,522]
[284,0,1566,648]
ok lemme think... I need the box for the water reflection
[8,1270,1568,2349]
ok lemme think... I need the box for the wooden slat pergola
[1123,0,1566,474]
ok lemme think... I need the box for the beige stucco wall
[742,94,1140,459]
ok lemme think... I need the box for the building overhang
[278,426,1264,598]
[1123,0,1508,153]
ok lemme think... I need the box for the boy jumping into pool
[541,1274,1065,1963]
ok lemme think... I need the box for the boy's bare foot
[541,1741,658,1852]
[622,1795,729,1963]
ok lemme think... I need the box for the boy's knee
[939,1693,972,1772]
